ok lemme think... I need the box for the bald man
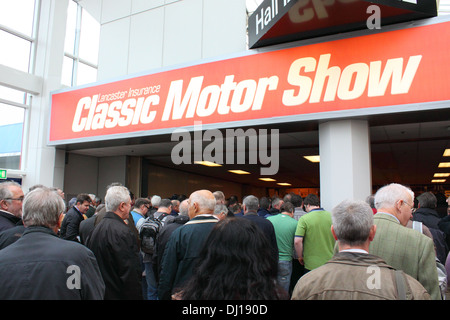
[158,190,219,300]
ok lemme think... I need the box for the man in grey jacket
[292,199,430,300]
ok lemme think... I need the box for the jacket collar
[374,212,400,224]
[22,225,58,237]
[0,210,21,225]
[329,252,394,270]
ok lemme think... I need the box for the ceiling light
[438,162,450,168]
[277,182,292,186]
[259,178,276,182]
[432,179,446,183]
[434,173,450,178]
[304,155,320,163]
[194,161,222,167]
[228,170,251,175]
[444,149,450,157]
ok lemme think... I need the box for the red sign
[49,20,450,144]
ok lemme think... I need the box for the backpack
[136,213,168,255]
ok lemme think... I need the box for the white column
[319,120,372,211]
[23,0,68,191]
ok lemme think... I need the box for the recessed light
[194,161,222,167]
[228,170,251,175]
[277,182,292,186]
[444,149,450,157]
[434,173,450,178]
[304,155,320,163]
[432,179,446,183]
[259,178,276,182]
[438,162,450,168]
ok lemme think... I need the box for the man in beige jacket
[291,199,430,300]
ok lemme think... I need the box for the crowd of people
[0,179,449,300]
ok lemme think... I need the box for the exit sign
[0,169,7,179]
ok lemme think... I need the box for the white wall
[97,0,247,80]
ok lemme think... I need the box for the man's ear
[368,225,377,242]
[0,199,8,211]
[331,225,338,241]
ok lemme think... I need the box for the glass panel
[0,85,27,104]
[0,30,31,72]
[77,62,97,86]
[79,8,100,65]
[64,0,78,55]
[0,0,36,37]
[0,104,24,170]
[62,56,74,87]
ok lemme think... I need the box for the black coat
[0,226,105,299]
[87,211,143,300]
[0,210,21,232]
[60,206,85,242]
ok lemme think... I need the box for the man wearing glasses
[370,183,441,300]
[0,181,24,232]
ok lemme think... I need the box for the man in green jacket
[369,183,441,300]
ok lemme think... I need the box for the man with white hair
[0,187,105,299]
[0,181,24,232]
[158,190,219,300]
[369,183,441,300]
[87,185,142,300]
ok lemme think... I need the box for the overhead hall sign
[248,0,437,48]
[49,19,450,145]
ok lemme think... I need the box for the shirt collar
[340,248,369,254]
[376,211,400,224]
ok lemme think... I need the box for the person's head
[105,186,131,220]
[171,199,180,212]
[0,181,24,218]
[179,199,189,216]
[374,183,414,226]
[179,217,279,300]
[151,195,161,208]
[134,197,151,215]
[214,204,228,221]
[158,198,173,214]
[281,202,295,218]
[242,195,259,214]
[291,194,303,208]
[22,187,66,233]
[271,197,283,210]
[213,191,226,204]
[75,193,91,214]
[331,200,376,250]
[188,190,215,219]
[259,197,270,210]
[417,192,437,209]
[303,194,320,212]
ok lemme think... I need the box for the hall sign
[49,19,450,145]
[248,0,437,48]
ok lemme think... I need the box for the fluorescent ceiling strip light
[194,161,222,167]
[228,170,251,174]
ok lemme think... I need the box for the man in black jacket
[0,181,24,232]
[0,187,105,299]
[87,185,143,300]
[60,193,91,242]
[413,192,448,263]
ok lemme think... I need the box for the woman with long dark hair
[176,217,288,300]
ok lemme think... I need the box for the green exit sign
[0,169,7,179]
